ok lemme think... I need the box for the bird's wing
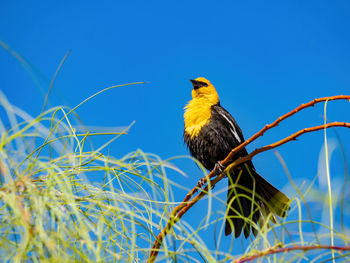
[211,104,245,145]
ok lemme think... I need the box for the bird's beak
[190,79,197,85]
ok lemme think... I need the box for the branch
[225,95,350,161]
[147,95,350,262]
[229,122,350,168]
[166,122,350,241]
[148,122,350,262]
[234,245,350,263]
[179,96,350,206]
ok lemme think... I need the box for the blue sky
[1,0,350,259]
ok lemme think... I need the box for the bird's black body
[184,103,248,171]
[184,80,290,238]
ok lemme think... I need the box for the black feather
[184,103,290,238]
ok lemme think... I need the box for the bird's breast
[184,99,213,138]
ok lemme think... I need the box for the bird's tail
[225,164,290,238]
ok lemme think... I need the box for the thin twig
[178,96,350,205]
[169,122,350,237]
[228,122,350,167]
[147,95,350,262]
[148,121,350,262]
[226,95,350,161]
[234,245,350,263]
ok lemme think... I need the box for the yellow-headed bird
[183,77,290,238]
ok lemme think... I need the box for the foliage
[0,89,349,263]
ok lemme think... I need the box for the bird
[183,77,290,238]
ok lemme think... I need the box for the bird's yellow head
[189,77,219,104]
[184,77,220,138]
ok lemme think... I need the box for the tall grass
[0,89,179,262]
[0,88,349,262]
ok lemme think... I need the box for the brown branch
[148,121,350,262]
[225,95,350,162]
[166,122,350,242]
[148,122,350,262]
[229,122,350,168]
[176,96,350,205]
[234,245,350,263]
[148,95,350,262]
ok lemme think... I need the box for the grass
[0,88,349,263]
[0,89,175,262]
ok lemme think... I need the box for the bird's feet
[196,177,206,189]
[196,162,226,190]
[214,161,226,177]
[196,177,216,190]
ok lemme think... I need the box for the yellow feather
[184,77,219,138]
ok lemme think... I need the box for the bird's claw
[214,162,226,177]
[197,177,206,189]
[196,177,216,190]
[196,162,225,190]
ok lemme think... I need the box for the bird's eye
[198,81,208,87]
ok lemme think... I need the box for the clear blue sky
[1,0,349,258]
